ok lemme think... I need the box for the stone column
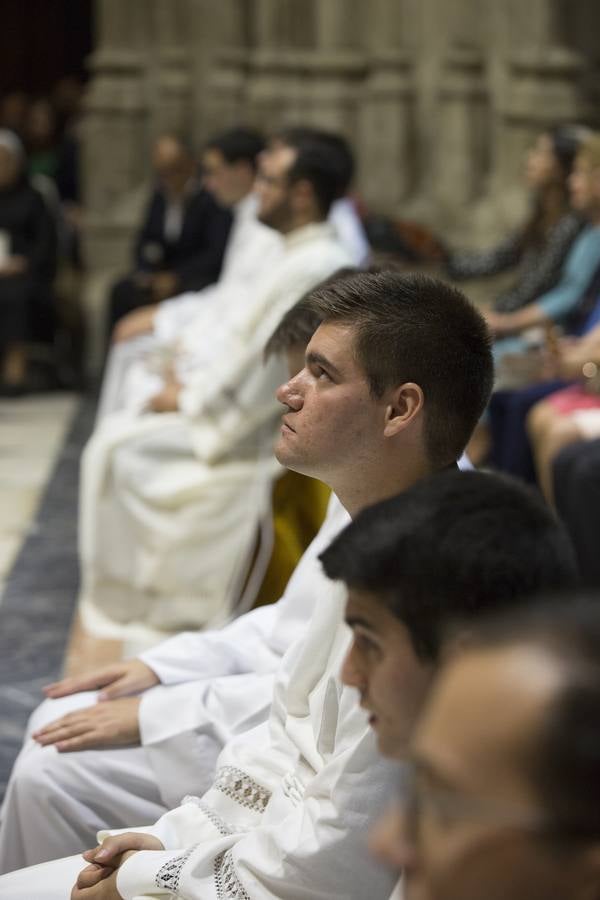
[81,0,151,371]
[359,0,417,212]
[435,45,489,210]
[150,0,193,140]
[499,0,589,195]
[191,0,252,139]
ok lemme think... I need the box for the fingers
[88,832,160,864]
[76,862,112,889]
[33,714,98,751]
[97,677,135,701]
[44,667,121,699]
[33,711,90,740]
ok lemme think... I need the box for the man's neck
[334,455,436,519]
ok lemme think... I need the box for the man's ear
[383,383,424,438]
[290,178,314,214]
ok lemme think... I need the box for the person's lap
[0,852,84,898]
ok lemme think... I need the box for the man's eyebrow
[305,351,342,378]
[345,614,377,631]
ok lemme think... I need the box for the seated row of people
[2,270,598,900]
[81,128,358,644]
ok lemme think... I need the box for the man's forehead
[346,587,395,630]
[414,647,561,787]
[264,144,296,176]
[203,147,224,165]
[307,321,358,365]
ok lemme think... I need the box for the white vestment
[0,528,399,899]
[329,196,370,266]
[97,192,284,422]
[0,497,350,872]
[78,222,350,641]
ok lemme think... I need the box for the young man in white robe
[76,138,352,642]
[0,291,352,873]
[0,270,494,898]
[317,470,577,899]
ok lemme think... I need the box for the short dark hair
[320,470,578,661]
[264,267,360,359]
[276,126,355,196]
[286,138,351,218]
[461,598,600,843]
[205,127,265,171]
[307,270,494,466]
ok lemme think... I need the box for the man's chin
[274,446,313,479]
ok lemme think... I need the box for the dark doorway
[0,0,94,95]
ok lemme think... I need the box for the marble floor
[0,394,78,596]
[0,393,122,801]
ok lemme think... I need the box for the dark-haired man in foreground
[379,597,600,900]
[0,270,492,898]
[319,468,578,899]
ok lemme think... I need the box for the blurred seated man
[98,127,283,419]
[270,125,370,266]
[320,469,578,900]
[106,133,232,335]
[0,129,56,394]
[553,438,600,588]
[377,598,600,900]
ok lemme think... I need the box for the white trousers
[0,693,170,874]
[0,670,272,873]
[0,853,86,899]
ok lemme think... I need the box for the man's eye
[354,633,378,655]
[316,367,331,381]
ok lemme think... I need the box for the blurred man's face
[255,144,296,232]
[386,646,577,900]
[341,588,433,757]
[202,148,252,207]
[153,137,195,196]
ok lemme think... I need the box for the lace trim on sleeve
[214,849,251,900]
[213,765,271,814]
[155,844,198,892]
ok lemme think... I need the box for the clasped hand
[71,833,164,899]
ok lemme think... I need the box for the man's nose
[276,373,304,409]
[341,642,366,692]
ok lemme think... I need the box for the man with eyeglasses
[319,468,578,900]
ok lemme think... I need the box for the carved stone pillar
[81,0,151,370]
[358,0,417,212]
[435,45,489,210]
[150,0,193,139]
[499,0,589,197]
[192,0,252,138]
